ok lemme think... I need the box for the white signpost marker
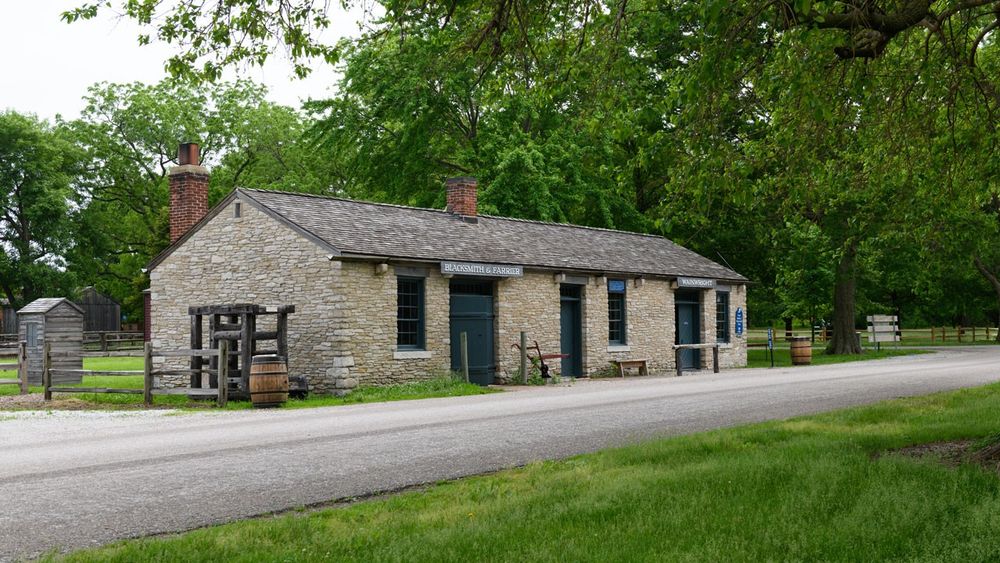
[867,315,901,351]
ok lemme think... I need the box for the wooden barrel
[789,337,812,366]
[249,355,288,408]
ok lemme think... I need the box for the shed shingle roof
[18,298,84,315]
[234,189,746,282]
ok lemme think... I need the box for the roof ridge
[239,188,454,216]
[241,188,670,241]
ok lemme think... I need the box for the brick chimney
[446,177,478,217]
[168,142,209,244]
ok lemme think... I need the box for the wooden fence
[930,327,996,343]
[42,341,229,407]
[82,331,144,352]
[0,342,28,395]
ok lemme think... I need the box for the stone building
[147,145,748,393]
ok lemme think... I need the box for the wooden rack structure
[188,304,303,400]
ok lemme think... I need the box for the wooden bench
[672,343,720,377]
[612,359,649,378]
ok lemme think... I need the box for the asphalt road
[2,347,999,561]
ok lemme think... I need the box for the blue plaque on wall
[608,279,626,293]
[735,307,744,336]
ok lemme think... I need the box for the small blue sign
[767,328,773,350]
[735,308,744,336]
[608,279,626,293]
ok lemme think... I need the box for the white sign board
[441,261,524,277]
[867,315,901,343]
[676,277,716,289]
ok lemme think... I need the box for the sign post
[735,307,744,337]
[767,327,774,368]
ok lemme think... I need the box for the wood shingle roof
[234,189,747,282]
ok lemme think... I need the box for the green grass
[48,383,1000,562]
[746,327,1000,348]
[0,356,493,409]
[746,346,928,368]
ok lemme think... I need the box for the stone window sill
[607,345,631,353]
[394,350,432,360]
[717,342,733,350]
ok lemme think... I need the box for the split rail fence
[929,327,997,343]
[42,341,229,407]
[82,331,144,352]
[0,342,28,394]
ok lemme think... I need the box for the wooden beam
[48,387,144,394]
[153,349,221,358]
[217,340,229,407]
[143,342,153,407]
[190,314,203,388]
[43,341,52,401]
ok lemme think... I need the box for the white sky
[1,2,373,120]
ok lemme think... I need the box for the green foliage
[63,1,341,82]
[63,79,338,319]
[51,0,1000,330]
[0,112,84,308]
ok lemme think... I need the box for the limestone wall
[338,262,452,386]
[584,278,676,376]
[149,199,347,393]
[495,273,561,381]
[718,285,748,368]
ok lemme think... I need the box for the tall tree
[0,112,83,308]
[65,79,338,318]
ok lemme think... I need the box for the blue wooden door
[676,298,701,370]
[450,282,495,385]
[559,286,583,377]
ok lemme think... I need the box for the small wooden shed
[1,301,15,335]
[18,298,83,385]
[77,287,122,333]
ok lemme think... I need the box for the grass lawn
[47,383,1000,562]
[746,347,929,368]
[0,356,494,409]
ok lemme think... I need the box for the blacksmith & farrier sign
[441,261,524,277]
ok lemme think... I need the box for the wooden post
[143,342,153,407]
[460,331,469,383]
[217,341,229,408]
[100,332,108,352]
[190,314,203,388]
[240,313,253,393]
[712,345,720,374]
[277,312,288,360]
[18,340,27,395]
[973,326,977,342]
[931,327,935,343]
[208,314,218,374]
[958,326,963,343]
[42,341,52,401]
[520,331,528,384]
[675,348,683,377]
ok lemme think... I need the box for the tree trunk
[827,245,861,355]
[972,255,1000,342]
